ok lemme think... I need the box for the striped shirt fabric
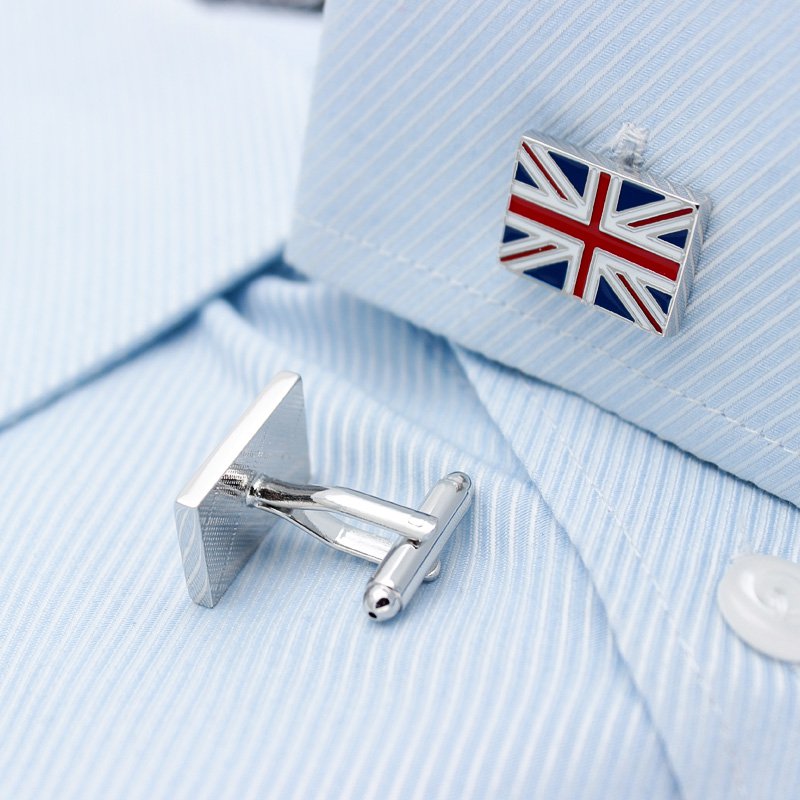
[1,2,799,799]
[287,0,800,508]
[3,271,798,799]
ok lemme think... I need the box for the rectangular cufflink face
[500,132,706,336]
[175,372,310,607]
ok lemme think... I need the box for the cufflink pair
[175,372,473,621]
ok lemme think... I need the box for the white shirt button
[717,554,800,662]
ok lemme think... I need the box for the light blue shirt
[1,2,798,799]
[289,0,800,509]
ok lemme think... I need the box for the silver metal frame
[175,372,473,621]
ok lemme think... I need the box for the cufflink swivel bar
[175,372,473,621]
[226,466,470,619]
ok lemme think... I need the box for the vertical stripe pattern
[0,273,683,799]
[0,0,320,427]
[456,346,800,800]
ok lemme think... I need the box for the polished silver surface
[175,371,310,607]
[364,471,472,621]
[175,371,473,620]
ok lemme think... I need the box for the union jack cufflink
[175,372,473,621]
[500,132,708,336]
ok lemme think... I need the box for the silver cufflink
[175,371,473,621]
[500,131,708,336]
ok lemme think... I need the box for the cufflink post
[175,372,473,621]
[363,471,471,620]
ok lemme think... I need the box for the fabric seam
[531,395,747,798]
[293,213,799,460]
[452,347,686,799]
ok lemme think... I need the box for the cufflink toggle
[175,372,473,621]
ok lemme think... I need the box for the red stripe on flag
[628,207,693,228]
[507,188,680,292]
[499,244,557,263]
[616,273,663,334]
[572,172,611,298]
[521,143,568,200]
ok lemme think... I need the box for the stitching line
[608,122,649,169]
[533,398,747,798]
[452,345,688,798]
[295,213,800,460]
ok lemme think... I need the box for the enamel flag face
[500,133,705,336]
